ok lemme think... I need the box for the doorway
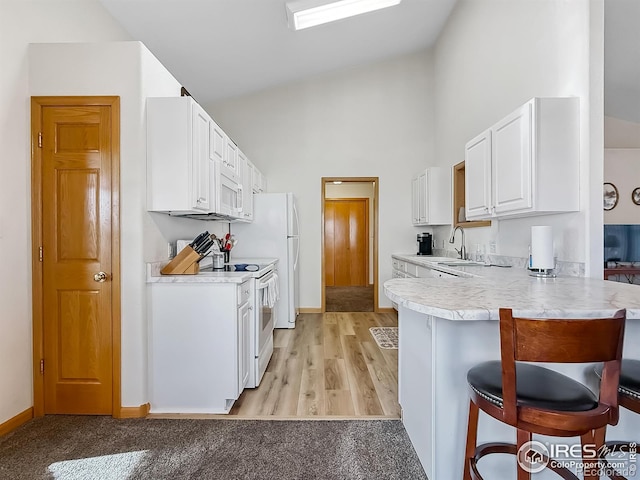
[31,96,121,416]
[321,178,378,312]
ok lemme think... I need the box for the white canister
[530,226,554,270]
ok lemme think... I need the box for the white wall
[0,0,131,426]
[604,149,640,224]
[209,51,436,309]
[28,41,231,411]
[605,116,640,148]
[431,0,598,272]
[325,182,375,284]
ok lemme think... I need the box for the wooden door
[324,199,369,287]
[34,98,119,415]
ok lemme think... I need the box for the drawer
[404,263,418,277]
[416,266,432,278]
[239,281,251,305]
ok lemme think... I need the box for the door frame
[30,96,121,417]
[321,177,379,312]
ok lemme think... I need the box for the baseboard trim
[117,403,150,419]
[376,307,396,314]
[0,408,33,436]
[299,308,322,313]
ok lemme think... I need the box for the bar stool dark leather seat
[595,359,640,480]
[463,308,626,480]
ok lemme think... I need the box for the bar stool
[595,359,640,480]
[463,308,626,480]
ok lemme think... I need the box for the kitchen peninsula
[384,260,640,480]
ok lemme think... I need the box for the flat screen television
[604,224,640,265]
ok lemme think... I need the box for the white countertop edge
[383,278,640,321]
[145,259,277,284]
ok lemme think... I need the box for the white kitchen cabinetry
[238,150,253,222]
[147,96,245,220]
[465,97,579,221]
[222,137,239,180]
[237,291,251,395]
[411,167,451,226]
[251,165,262,193]
[147,96,215,214]
[149,280,252,413]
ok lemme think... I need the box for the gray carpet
[0,416,427,480]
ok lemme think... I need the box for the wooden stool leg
[581,430,599,480]
[516,429,532,480]
[463,399,480,480]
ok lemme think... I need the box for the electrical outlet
[489,242,497,254]
[167,242,174,259]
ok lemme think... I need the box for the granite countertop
[146,258,278,284]
[385,254,640,320]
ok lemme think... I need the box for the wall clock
[632,187,640,206]
[603,182,619,211]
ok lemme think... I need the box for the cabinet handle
[248,306,253,311]
[244,289,250,295]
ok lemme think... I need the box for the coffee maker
[417,233,433,256]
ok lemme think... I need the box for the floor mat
[369,327,398,349]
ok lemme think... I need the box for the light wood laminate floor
[229,312,400,418]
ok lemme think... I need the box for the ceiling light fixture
[285,0,402,31]
[332,181,343,185]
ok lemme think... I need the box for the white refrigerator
[231,193,300,328]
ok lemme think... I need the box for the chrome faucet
[449,226,467,260]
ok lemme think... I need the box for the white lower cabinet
[149,280,252,414]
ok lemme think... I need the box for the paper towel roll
[530,226,554,270]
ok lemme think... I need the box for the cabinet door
[191,102,211,212]
[237,301,250,396]
[418,171,427,223]
[239,150,253,221]
[251,166,262,193]
[411,177,419,224]
[492,102,532,214]
[465,129,492,219]
[210,119,225,164]
[222,138,238,180]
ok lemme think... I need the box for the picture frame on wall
[604,182,619,211]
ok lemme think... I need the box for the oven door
[254,271,275,386]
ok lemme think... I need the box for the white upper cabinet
[222,137,239,181]
[238,149,253,222]
[464,130,492,218]
[147,96,256,221]
[191,102,213,212]
[210,118,226,165]
[411,167,452,226]
[465,97,579,220]
[147,96,214,214]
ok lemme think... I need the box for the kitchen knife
[190,231,210,252]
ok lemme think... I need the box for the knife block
[161,245,201,275]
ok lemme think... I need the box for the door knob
[94,271,108,283]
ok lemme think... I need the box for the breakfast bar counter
[384,270,640,480]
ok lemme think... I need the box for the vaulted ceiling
[98,0,458,104]
[99,0,639,123]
